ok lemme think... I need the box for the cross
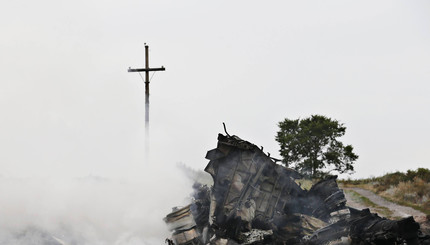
[128,44,165,161]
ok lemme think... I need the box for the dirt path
[343,187,426,219]
[343,187,430,235]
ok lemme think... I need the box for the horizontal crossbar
[128,67,165,72]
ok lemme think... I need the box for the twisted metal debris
[165,134,430,245]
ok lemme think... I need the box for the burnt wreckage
[165,134,430,245]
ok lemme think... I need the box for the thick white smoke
[0,165,193,245]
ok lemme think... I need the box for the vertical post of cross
[128,43,165,164]
[144,44,150,135]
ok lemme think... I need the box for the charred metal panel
[204,134,305,231]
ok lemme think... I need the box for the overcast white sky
[1,0,430,180]
[1,1,430,243]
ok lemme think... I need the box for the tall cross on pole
[128,43,165,162]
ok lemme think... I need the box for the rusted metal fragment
[164,205,201,245]
[172,229,200,245]
[165,205,197,232]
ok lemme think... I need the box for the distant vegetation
[276,115,358,179]
[340,168,430,215]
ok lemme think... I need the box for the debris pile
[165,134,430,245]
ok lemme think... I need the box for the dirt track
[344,187,425,218]
[343,187,429,234]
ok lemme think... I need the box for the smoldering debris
[164,133,430,245]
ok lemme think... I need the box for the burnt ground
[343,187,430,235]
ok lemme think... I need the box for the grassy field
[339,168,430,216]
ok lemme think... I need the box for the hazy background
[1,0,429,244]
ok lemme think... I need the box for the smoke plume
[0,165,193,245]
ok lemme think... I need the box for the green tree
[275,115,358,178]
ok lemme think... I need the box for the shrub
[392,177,430,204]
[416,168,430,182]
[405,168,430,182]
[413,177,430,198]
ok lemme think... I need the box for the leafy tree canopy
[276,115,358,179]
